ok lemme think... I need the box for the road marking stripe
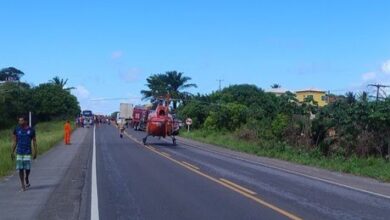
[124,134,301,220]
[182,161,200,170]
[220,178,257,195]
[158,150,301,220]
[160,152,171,157]
[91,126,100,220]
[145,145,155,151]
[178,139,390,200]
[124,132,143,145]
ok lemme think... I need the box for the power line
[89,97,142,101]
[367,84,390,101]
[326,86,370,93]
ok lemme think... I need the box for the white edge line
[91,125,100,220]
[177,139,390,200]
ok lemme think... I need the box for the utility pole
[368,84,390,101]
[217,79,224,91]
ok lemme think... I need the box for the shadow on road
[27,184,57,191]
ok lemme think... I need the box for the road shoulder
[0,128,91,220]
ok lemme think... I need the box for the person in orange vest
[64,120,71,145]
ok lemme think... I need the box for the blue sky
[1,0,390,114]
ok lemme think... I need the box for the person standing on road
[11,116,37,192]
[64,120,71,145]
[119,121,125,138]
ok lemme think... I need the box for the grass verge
[181,129,390,182]
[0,121,68,178]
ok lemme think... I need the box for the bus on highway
[82,110,93,127]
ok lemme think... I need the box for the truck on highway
[119,103,134,126]
[131,105,150,131]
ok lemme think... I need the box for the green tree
[209,84,280,120]
[32,83,80,120]
[177,101,210,129]
[204,103,248,131]
[50,76,75,91]
[358,91,369,103]
[271,113,289,138]
[345,92,356,105]
[111,111,119,119]
[141,71,197,110]
[176,82,390,159]
[0,82,32,129]
[165,71,197,109]
[141,74,169,101]
[0,67,24,81]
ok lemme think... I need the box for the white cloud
[119,68,142,83]
[362,72,376,81]
[111,51,123,60]
[357,60,390,84]
[382,60,390,74]
[72,85,90,99]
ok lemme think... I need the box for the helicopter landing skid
[142,136,148,145]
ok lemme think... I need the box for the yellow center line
[182,161,200,170]
[160,152,171,157]
[219,178,257,195]
[124,133,302,220]
[124,132,143,145]
[144,145,155,151]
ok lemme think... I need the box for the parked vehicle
[119,103,133,127]
[82,110,94,127]
[131,105,150,131]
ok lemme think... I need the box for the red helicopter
[142,96,180,145]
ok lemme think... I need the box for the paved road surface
[1,124,390,220]
[0,128,91,219]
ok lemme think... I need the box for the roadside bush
[234,126,257,141]
[176,101,210,129]
[178,84,390,159]
[271,113,289,138]
[204,103,248,131]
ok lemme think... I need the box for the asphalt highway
[1,124,390,220]
[96,124,291,220]
[94,124,390,220]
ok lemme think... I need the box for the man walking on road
[64,120,71,145]
[119,121,125,138]
[11,116,37,192]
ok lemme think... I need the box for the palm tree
[358,91,369,102]
[141,71,197,110]
[345,91,356,105]
[50,76,75,91]
[140,74,167,102]
[165,71,197,108]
